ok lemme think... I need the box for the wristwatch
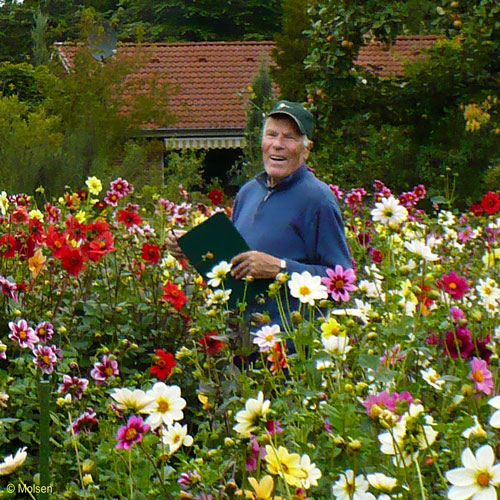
[279,259,287,271]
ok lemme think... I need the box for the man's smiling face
[262,115,310,185]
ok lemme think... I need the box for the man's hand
[165,229,186,259]
[231,251,281,280]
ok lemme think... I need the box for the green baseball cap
[268,100,314,140]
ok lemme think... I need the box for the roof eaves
[138,127,245,138]
[52,42,72,73]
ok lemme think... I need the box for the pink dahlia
[321,265,357,302]
[116,415,149,450]
[32,344,60,374]
[436,271,469,300]
[58,375,89,400]
[470,357,494,395]
[69,409,98,435]
[8,319,39,349]
[90,355,119,385]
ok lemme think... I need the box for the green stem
[414,458,428,500]
[67,412,88,498]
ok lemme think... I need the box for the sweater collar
[256,164,308,191]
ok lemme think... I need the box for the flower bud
[356,382,368,395]
[462,384,475,397]
[379,410,398,428]
[82,459,94,474]
[347,439,362,453]
[333,435,346,447]
[291,311,302,325]
[471,310,482,321]
[83,474,94,486]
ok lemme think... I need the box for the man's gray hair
[262,117,312,149]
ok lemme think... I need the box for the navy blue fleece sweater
[232,165,352,324]
[232,165,352,275]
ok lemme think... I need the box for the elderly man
[166,100,351,324]
[230,100,351,284]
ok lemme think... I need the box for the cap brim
[268,110,307,137]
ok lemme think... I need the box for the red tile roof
[54,41,275,131]
[54,36,438,133]
[356,35,441,77]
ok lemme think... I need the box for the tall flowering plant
[1,178,500,499]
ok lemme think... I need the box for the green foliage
[0,95,64,194]
[140,149,206,207]
[0,1,34,62]
[0,44,175,197]
[31,8,50,66]
[0,61,57,105]
[304,0,500,205]
[116,0,282,41]
[272,0,311,101]
[230,58,274,186]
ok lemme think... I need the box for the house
[54,36,439,182]
[54,41,276,183]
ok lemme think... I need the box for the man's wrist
[279,259,287,271]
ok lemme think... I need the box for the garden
[1,175,500,499]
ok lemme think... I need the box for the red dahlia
[141,242,161,264]
[481,191,500,215]
[150,349,177,380]
[208,189,224,206]
[161,282,188,310]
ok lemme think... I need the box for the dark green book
[177,212,270,308]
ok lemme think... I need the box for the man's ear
[303,141,313,161]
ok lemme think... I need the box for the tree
[31,8,50,66]
[115,0,282,41]
[0,1,33,62]
[272,0,311,102]
[230,57,274,186]
[0,95,64,194]
[303,0,500,204]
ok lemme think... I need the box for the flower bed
[0,178,500,499]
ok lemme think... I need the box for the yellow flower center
[42,355,52,364]
[477,471,491,487]
[125,428,138,441]
[472,370,485,383]
[19,330,27,340]
[173,434,181,444]
[157,398,170,413]
[449,282,457,289]
[335,280,345,290]
[299,286,311,296]
[265,334,274,341]
[39,328,46,336]
[104,366,114,376]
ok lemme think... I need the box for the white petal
[448,484,480,500]
[489,411,500,428]
[446,468,476,487]
[472,486,497,500]
[488,396,500,409]
[476,445,495,469]
[462,448,480,470]
[489,464,500,485]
